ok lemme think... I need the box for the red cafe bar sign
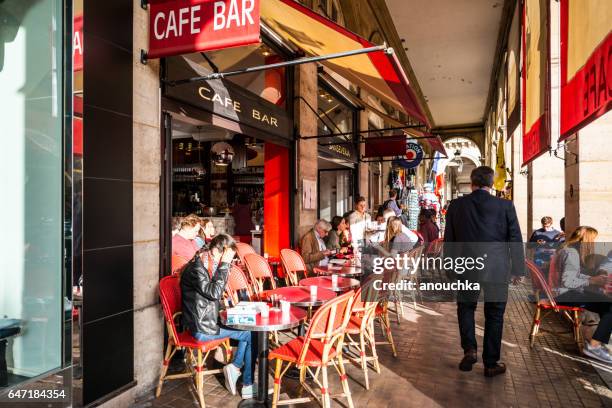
[148,0,260,59]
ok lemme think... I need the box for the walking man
[444,166,524,377]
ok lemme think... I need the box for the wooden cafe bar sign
[165,77,292,140]
[147,0,260,59]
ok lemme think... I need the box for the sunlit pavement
[143,282,611,408]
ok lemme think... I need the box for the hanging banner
[559,0,612,140]
[148,0,261,59]
[494,139,507,191]
[506,2,520,137]
[363,135,406,158]
[521,0,550,165]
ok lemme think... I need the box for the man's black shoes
[484,363,506,377]
[459,350,477,371]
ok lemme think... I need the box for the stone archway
[437,137,483,200]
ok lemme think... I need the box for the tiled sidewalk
[144,283,611,408]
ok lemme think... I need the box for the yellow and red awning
[261,0,430,128]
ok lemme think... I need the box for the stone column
[294,63,318,241]
[565,111,612,241]
[527,154,565,237]
[132,1,163,399]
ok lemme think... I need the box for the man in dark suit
[444,166,524,377]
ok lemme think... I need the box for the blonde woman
[382,216,412,256]
[555,226,611,363]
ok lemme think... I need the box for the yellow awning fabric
[261,0,429,127]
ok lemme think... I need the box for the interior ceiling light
[211,142,234,166]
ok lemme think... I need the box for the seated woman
[195,218,215,248]
[326,216,350,254]
[418,209,440,244]
[381,216,413,256]
[180,234,256,399]
[172,214,201,260]
[554,226,611,364]
[171,216,182,237]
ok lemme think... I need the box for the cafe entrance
[160,44,294,276]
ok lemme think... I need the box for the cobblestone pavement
[144,283,611,408]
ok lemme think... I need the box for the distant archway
[438,137,482,171]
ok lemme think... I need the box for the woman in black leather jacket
[180,234,256,399]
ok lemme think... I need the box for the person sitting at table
[171,216,182,237]
[195,218,215,248]
[418,209,440,243]
[368,209,388,243]
[553,226,611,364]
[180,234,257,399]
[172,214,201,260]
[300,219,335,273]
[341,213,355,255]
[326,216,350,253]
[380,216,414,256]
[371,209,419,246]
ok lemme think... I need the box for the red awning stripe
[264,0,429,126]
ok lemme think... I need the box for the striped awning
[261,0,430,127]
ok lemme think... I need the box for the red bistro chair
[156,276,231,408]
[344,279,380,389]
[525,259,584,350]
[225,264,254,306]
[235,242,256,265]
[171,255,189,275]
[269,291,355,408]
[243,253,277,295]
[425,237,444,256]
[374,266,398,357]
[280,248,309,286]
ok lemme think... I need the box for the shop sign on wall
[302,179,317,210]
[392,141,423,169]
[148,0,260,58]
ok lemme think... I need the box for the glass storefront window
[0,0,66,388]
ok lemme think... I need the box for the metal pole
[299,124,426,139]
[360,157,441,163]
[165,44,391,87]
[316,134,440,147]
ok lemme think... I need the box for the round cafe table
[220,306,307,408]
[299,276,360,293]
[314,264,362,278]
[258,286,336,307]
[259,286,336,380]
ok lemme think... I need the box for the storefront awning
[261,0,430,127]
